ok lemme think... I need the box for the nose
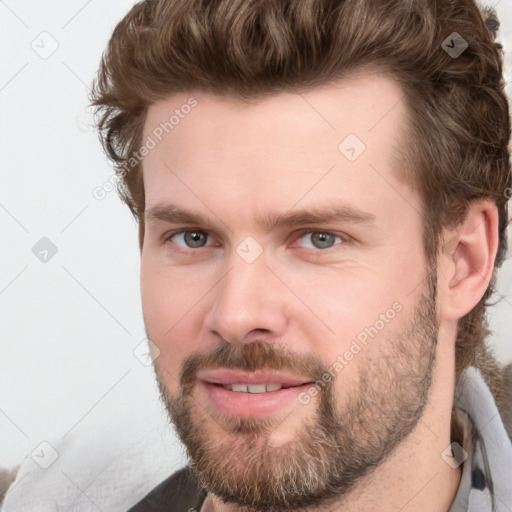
[203,253,289,345]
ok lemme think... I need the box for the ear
[437,200,499,322]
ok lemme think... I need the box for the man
[90,0,512,510]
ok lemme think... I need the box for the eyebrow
[145,202,376,231]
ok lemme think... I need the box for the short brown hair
[90,0,511,397]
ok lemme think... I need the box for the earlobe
[439,201,499,321]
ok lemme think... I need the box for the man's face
[140,73,440,511]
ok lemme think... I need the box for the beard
[152,269,439,512]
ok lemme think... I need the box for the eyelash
[163,229,349,252]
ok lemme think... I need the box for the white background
[1,0,512,472]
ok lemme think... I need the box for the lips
[197,369,315,417]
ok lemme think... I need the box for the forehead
[143,71,407,151]
[141,72,418,228]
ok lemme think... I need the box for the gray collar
[448,367,512,511]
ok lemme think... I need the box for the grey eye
[299,232,341,250]
[173,231,209,248]
[310,232,336,249]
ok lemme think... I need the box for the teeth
[222,383,284,393]
[247,384,266,393]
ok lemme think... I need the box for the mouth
[197,369,315,417]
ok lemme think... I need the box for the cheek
[291,269,408,380]
[291,268,396,336]
[141,265,207,381]
[141,262,204,329]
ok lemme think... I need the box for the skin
[139,71,499,511]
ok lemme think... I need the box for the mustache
[178,341,329,395]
